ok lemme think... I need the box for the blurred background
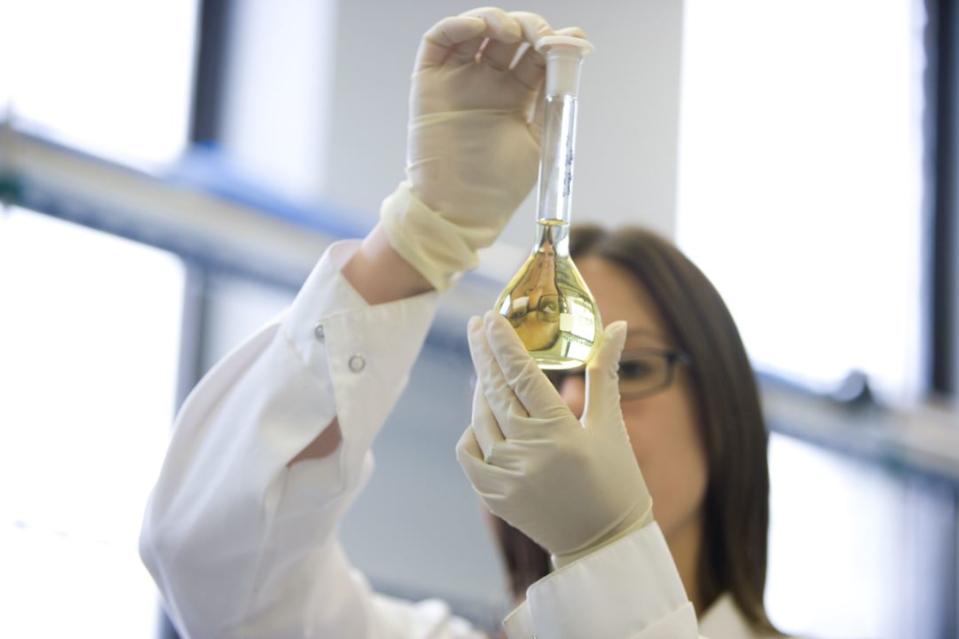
[0,0,956,637]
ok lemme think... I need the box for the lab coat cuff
[504,522,698,639]
[282,240,370,362]
[282,239,439,374]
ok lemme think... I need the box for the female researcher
[140,8,780,638]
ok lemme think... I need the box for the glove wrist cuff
[380,180,479,292]
[551,500,655,570]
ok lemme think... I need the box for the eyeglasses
[546,347,691,400]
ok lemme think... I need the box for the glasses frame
[546,347,692,401]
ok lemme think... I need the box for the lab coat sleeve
[139,240,451,639]
[502,523,701,639]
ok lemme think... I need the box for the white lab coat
[140,240,772,639]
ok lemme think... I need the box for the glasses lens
[546,352,679,399]
[618,353,671,398]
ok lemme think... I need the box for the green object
[0,173,21,204]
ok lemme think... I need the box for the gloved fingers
[462,7,522,41]
[463,7,522,44]
[483,312,569,418]
[512,47,544,92]
[556,26,588,39]
[509,13,550,90]
[472,318,560,442]
[510,10,553,47]
[416,15,487,71]
[455,426,485,467]
[456,428,499,490]
[468,9,528,72]
[509,18,583,85]
[447,7,520,68]
[455,427,518,494]
[584,321,629,425]
[470,380,505,460]
[468,316,528,429]
[480,38,522,72]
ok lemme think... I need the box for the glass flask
[494,35,601,370]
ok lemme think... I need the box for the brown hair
[494,224,777,632]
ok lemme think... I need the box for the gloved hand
[381,8,586,291]
[456,312,655,568]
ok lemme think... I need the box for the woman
[140,8,781,638]
[474,226,781,638]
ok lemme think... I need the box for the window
[678,2,931,635]
[1,0,198,164]
[0,208,185,636]
[676,0,925,404]
[765,433,903,636]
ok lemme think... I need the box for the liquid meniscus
[495,220,602,370]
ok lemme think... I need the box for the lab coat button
[349,355,365,373]
[313,322,325,341]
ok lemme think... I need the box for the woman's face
[562,256,708,539]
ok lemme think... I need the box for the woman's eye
[620,359,656,379]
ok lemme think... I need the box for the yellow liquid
[495,222,602,370]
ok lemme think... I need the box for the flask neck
[533,218,570,258]
[531,36,591,261]
[535,93,578,235]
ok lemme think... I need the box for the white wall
[323,1,685,245]
[219,0,684,251]
[220,0,339,200]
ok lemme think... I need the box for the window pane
[0,208,185,637]
[765,433,901,637]
[676,0,925,403]
[0,0,198,164]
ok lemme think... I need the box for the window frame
[925,0,958,398]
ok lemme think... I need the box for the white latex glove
[381,8,586,291]
[456,312,655,568]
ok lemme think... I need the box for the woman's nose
[559,375,586,419]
